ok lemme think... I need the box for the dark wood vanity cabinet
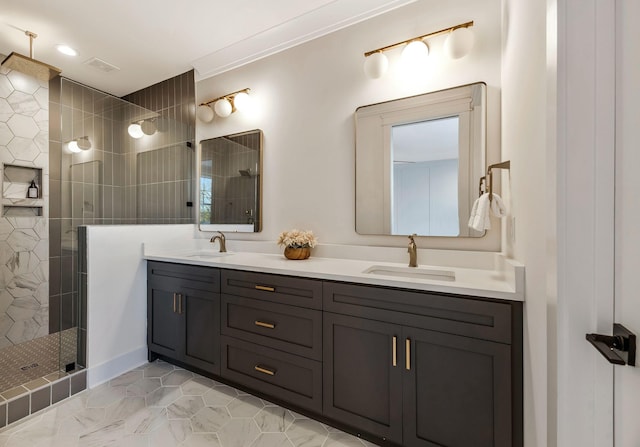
[323,282,523,447]
[146,262,522,447]
[219,270,324,413]
[147,261,221,375]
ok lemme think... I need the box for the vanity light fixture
[127,119,157,138]
[197,88,251,122]
[67,136,91,153]
[140,119,157,136]
[363,21,474,79]
[127,122,144,139]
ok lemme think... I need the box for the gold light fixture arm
[26,31,37,58]
[363,21,474,57]
[199,88,251,107]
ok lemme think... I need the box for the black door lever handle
[586,323,636,366]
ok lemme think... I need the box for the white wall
[501,0,555,446]
[195,0,502,251]
[85,224,195,387]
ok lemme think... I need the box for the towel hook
[486,160,511,202]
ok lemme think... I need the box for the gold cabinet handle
[255,285,275,292]
[254,365,276,376]
[405,338,411,370]
[255,320,276,329]
[392,336,397,367]
[173,293,177,313]
[178,294,182,314]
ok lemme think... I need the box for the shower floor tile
[0,328,78,395]
[0,360,380,447]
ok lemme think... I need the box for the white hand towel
[468,193,507,232]
[468,193,491,231]
[490,193,507,218]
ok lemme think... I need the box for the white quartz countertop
[143,242,524,302]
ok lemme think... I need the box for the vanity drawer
[221,336,322,413]
[324,282,513,344]
[222,295,322,361]
[148,261,220,293]
[221,270,322,309]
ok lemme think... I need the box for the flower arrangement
[277,229,318,248]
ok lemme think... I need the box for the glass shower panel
[57,78,195,375]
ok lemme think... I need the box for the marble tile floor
[0,360,380,447]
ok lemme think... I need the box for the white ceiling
[0,0,415,97]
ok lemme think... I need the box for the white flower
[277,229,318,248]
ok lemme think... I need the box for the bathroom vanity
[145,248,523,447]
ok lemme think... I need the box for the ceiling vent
[84,57,120,73]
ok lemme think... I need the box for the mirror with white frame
[355,82,486,237]
[199,129,262,232]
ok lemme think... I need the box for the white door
[614,1,640,445]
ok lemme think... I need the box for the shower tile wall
[0,64,49,348]
[48,73,195,351]
[123,70,195,224]
[49,79,136,338]
[204,137,259,225]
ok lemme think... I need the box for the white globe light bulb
[444,27,475,59]
[68,141,81,153]
[401,40,429,63]
[214,98,232,117]
[141,120,157,136]
[128,123,144,139]
[77,137,91,150]
[197,104,214,123]
[363,52,389,79]
[233,92,250,112]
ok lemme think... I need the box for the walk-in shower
[0,69,195,418]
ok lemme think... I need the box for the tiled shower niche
[2,164,43,216]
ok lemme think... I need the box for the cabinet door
[323,313,403,444]
[403,326,512,447]
[182,287,220,374]
[148,282,181,358]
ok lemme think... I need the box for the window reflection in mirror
[355,82,486,237]
[198,129,262,232]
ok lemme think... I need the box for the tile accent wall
[123,70,196,224]
[0,63,49,348]
[48,72,196,341]
[202,134,259,225]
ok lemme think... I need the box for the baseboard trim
[86,346,148,388]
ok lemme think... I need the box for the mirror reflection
[199,130,262,232]
[355,83,486,237]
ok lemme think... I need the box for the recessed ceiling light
[56,44,78,56]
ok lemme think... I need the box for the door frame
[556,0,616,446]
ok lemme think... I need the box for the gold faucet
[408,234,417,267]
[210,231,227,252]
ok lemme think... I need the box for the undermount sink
[182,250,233,259]
[363,265,455,282]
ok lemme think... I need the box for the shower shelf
[1,198,44,207]
[2,164,44,216]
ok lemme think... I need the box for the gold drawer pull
[406,338,411,371]
[255,285,275,292]
[173,293,177,313]
[392,336,397,367]
[255,320,276,329]
[254,365,276,376]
